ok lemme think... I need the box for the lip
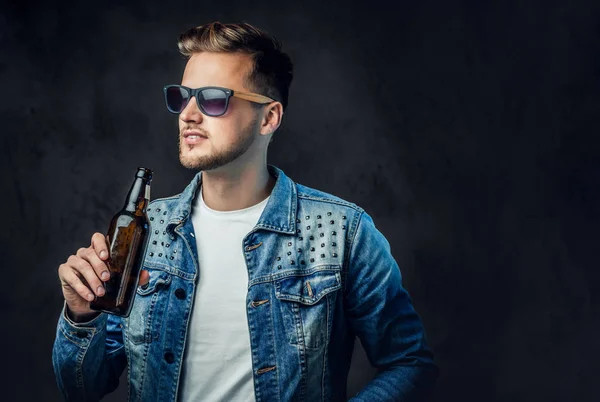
[183,130,208,145]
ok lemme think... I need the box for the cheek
[214,114,249,140]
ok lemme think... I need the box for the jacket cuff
[58,301,107,347]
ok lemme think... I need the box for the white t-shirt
[178,187,269,402]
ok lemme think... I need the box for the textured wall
[1,0,599,401]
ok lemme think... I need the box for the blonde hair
[178,22,294,111]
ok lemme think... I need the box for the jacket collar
[168,165,297,234]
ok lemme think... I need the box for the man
[53,21,438,401]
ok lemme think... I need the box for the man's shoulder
[294,182,364,216]
[148,194,181,208]
[149,193,182,205]
[146,193,183,220]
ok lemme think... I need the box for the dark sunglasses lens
[199,88,228,116]
[166,86,189,113]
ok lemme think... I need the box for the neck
[200,162,275,212]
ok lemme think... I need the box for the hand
[58,232,150,322]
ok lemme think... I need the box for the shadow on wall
[347,338,379,396]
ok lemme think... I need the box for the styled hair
[178,22,294,112]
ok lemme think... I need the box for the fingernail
[101,271,110,281]
[97,286,105,296]
[87,293,95,301]
[100,251,107,259]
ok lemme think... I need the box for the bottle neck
[124,177,150,214]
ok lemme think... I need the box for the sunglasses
[163,85,275,117]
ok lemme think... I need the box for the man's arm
[345,211,439,401]
[52,303,126,401]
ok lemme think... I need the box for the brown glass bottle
[90,167,153,317]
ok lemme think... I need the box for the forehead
[181,52,253,90]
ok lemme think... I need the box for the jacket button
[164,352,175,364]
[175,288,186,300]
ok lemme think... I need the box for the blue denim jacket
[53,165,438,401]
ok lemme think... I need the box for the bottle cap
[136,167,153,181]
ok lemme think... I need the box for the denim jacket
[52,165,438,402]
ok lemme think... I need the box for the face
[177,52,265,171]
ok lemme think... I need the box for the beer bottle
[90,167,153,317]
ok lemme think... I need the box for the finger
[91,232,110,260]
[67,255,106,297]
[139,270,150,287]
[77,246,110,282]
[59,264,96,302]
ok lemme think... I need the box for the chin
[179,155,202,170]
[180,146,203,161]
[179,150,198,167]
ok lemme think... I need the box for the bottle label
[145,184,151,200]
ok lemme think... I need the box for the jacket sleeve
[52,302,127,401]
[345,211,439,401]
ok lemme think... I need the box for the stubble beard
[178,118,259,171]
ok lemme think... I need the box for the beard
[178,117,258,171]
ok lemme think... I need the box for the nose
[179,96,203,123]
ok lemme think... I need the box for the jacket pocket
[124,268,172,345]
[275,267,341,349]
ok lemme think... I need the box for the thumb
[139,270,150,287]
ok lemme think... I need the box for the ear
[259,102,284,137]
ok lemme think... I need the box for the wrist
[66,304,101,324]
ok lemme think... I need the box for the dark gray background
[1,0,599,401]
